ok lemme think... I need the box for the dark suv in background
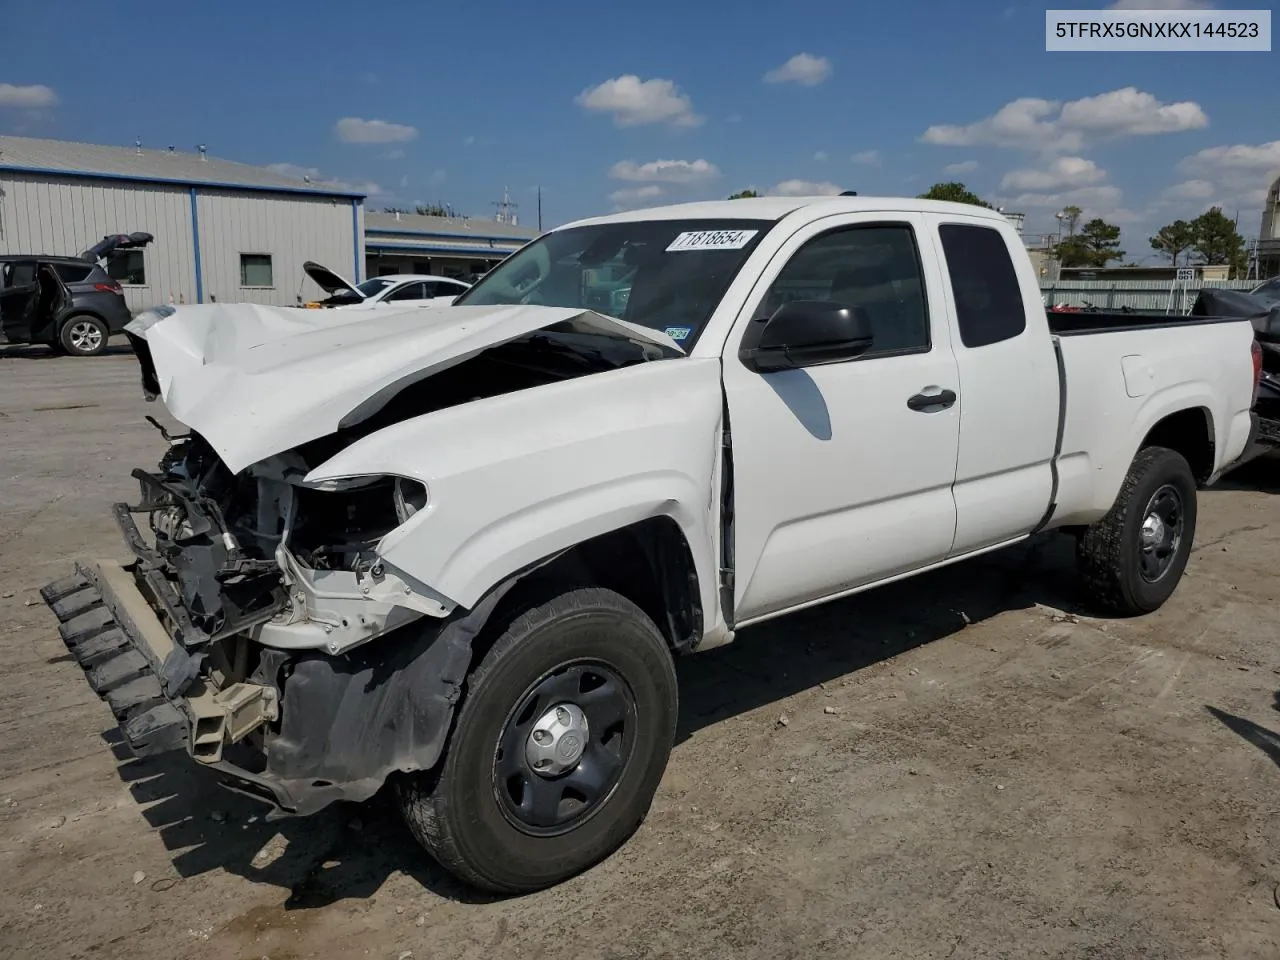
[0,233,150,357]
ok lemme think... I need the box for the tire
[58,315,109,357]
[1076,445,1197,616]
[397,587,678,894]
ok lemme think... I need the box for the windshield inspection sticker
[664,326,692,341]
[666,229,759,252]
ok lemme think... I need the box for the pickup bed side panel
[304,358,726,625]
[1049,320,1256,527]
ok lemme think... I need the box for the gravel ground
[2,343,1280,960]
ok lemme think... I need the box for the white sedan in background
[303,261,471,310]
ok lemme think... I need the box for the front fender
[306,358,726,619]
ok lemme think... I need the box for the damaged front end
[43,429,478,817]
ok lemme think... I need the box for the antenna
[491,185,519,225]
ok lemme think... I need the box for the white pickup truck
[43,196,1261,894]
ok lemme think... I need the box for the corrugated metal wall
[1039,278,1258,312]
[196,190,361,307]
[0,172,364,311]
[0,172,195,310]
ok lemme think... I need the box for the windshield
[1253,278,1280,300]
[355,277,397,298]
[454,218,776,349]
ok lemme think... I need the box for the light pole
[1055,209,1067,248]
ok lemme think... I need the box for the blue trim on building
[351,199,362,282]
[365,227,531,244]
[0,163,366,199]
[365,242,524,257]
[189,188,204,303]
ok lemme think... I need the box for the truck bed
[1047,310,1248,337]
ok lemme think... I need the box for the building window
[240,254,274,288]
[412,261,432,274]
[107,251,147,286]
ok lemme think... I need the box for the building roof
[365,211,538,241]
[0,135,364,198]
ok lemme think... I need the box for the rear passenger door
[723,214,963,623]
[931,218,1061,555]
[0,259,40,342]
[383,281,432,306]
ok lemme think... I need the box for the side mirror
[739,300,874,373]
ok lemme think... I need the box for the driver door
[722,214,962,623]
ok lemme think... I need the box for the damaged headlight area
[128,431,437,651]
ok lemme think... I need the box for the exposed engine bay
[129,328,658,654]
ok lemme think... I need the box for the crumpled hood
[125,301,682,474]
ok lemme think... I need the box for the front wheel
[59,316,109,356]
[1076,445,1197,615]
[397,587,678,893]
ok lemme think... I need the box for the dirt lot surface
[3,344,1280,960]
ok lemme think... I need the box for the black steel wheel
[1077,445,1198,615]
[397,586,677,893]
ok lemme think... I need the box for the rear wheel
[59,316,109,356]
[1076,446,1197,615]
[397,586,677,893]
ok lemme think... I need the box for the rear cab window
[937,223,1027,348]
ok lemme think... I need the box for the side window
[53,263,92,283]
[759,223,930,355]
[386,281,428,301]
[938,224,1026,348]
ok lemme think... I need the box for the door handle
[906,388,957,412]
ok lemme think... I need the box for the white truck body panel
[127,196,1258,651]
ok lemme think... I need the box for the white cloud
[1108,0,1214,8]
[385,148,406,160]
[575,75,703,128]
[609,184,665,208]
[0,83,57,108]
[428,168,447,186]
[1000,156,1107,191]
[1179,140,1280,178]
[726,112,743,124]
[769,179,844,197]
[334,117,419,144]
[609,158,721,183]
[944,160,980,174]
[921,87,1206,154]
[1058,87,1207,137]
[851,150,881,167]
[398,175,409,189]
[813,150,829,162]
[763,53,832,86]
[1163,179,1216,200]
[1004,184,1124,210]
[267,162,383,197]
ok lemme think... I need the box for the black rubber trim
[1031,336,1069,535]
[1049,313,1250,337]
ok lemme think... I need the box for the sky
[0,0,1276,259]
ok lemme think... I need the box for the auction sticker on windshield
[666,230,759,252]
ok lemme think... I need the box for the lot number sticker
[666,229,759,252]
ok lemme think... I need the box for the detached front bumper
[42,510,495,819]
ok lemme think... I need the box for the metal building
[0,135,364,311]
[364,210,537,283]
[1257,173,1280,280]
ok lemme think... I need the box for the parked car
[0,233,152,356]
[302,261,470,309]
[1250,277,1280,304]
[43,197,1260,894]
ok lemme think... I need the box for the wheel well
[1140,407,1214,485]
[486,517,703,655]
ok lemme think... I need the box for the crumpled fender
[304,358,725,619]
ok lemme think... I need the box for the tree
[1060,205,1083,237]
[1058,217,1124,268]
[1150,219,1196,265]
[415,203,453,217]
[917,182,992,208]
[728,189,760,199]
[1189,207,1245,275]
